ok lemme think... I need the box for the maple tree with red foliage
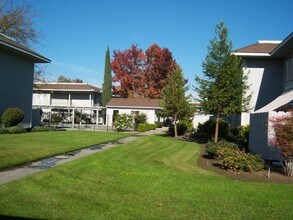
[270,111,293,176]
[111,44,176,98]
[145,44,176,98]
[111,45,146,98]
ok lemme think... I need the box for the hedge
[137,123,157,132]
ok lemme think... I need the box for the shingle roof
[0,33,50,63]
[107,98,162,109]
[234,42,279,53]
[34,83,101,93]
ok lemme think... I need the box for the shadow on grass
[0,215,41,220]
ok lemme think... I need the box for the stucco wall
[0,50,34,127]
[244,58,283,112]
[249,112,283,161]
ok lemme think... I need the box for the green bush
[205,140,238,158]
[137,123,157,132]
[6,126,26,134]
[74,111,87,124]
[113,114,133,132]
[135,114,147,125]
[31,126,57,132]
[51,114,63,123]
[155,122,163,128]
[0,127,8,134]
[217,147,264,172]
[231,125,249,152]
[191,119,231,143]
[1,108,25,127]
[168,120,192,137]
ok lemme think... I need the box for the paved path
[0,127,168,185]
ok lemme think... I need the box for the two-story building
[33,82,103,124]
[0,33,50,127]
[234,32,293,160]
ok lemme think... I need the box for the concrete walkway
[0,127,168,185]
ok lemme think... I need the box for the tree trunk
[214,113,219,143]
[174,115,177,138]
[285,156,293,176]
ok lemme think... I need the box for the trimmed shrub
[31,126,57,132]
[0,128,9,134]
[205,140,238,158]
[168,120,192,137]
[135,114,147,125]
[231,125,249,152]
[113,114,133,132]
[137,123,157,132]
[191,119,231,143]
[51,114,63,123]
[1,108,25,127]
[155,122,163,128]
[6,126,26,134]
[217,147,264,172]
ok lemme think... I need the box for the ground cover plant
[0,131,131,169]
[0,136,292,219]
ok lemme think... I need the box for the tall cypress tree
[195,21,251,142]
[102,47,112,106]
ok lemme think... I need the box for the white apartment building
[33,82,104,124]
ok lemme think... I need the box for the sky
[23,0,292,98]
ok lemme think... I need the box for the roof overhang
[0,37,50,63]
[255,90,293,113]
[270,32,293,58]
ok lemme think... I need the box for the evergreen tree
[195,21,251,142]
[162,64,194,138]
[102,47,112,106]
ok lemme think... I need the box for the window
[113,110,119,122]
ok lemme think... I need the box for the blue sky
[26,0,292,96]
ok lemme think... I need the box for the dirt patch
[197,145,293,184]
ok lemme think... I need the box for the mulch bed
[197,145,293,184]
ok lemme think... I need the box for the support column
[89,93,92,107]
[72,109,75,125]
[96,109,99,125]
[68,93,71,106]
[49,108,52,126]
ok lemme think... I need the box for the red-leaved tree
[111,45,146,98]
[145,44,176,98]
[270,111,293,176]
[111,44,176,98]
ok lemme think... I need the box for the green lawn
[0,135,292,219]
[0,131,131,169]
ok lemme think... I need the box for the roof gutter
[232,52,271,57]
[106,105,162,109]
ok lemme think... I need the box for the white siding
[193,114,211,128]
[106,108,157,126]
[51,93,68,106]
[71,93,91,107]
[33,93,50,105]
